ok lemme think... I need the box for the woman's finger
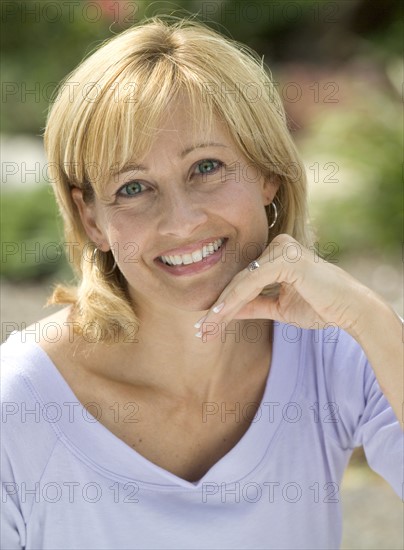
[194,255,293,339]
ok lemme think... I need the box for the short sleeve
[1,337,59,549]
[322,327,403,498]
[352,361,403,498]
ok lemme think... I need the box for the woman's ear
[262,177,280,206]
[71,187,109,251]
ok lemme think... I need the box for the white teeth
[182,254,193,265]
[160,238,224,266]
[192,250,203,262]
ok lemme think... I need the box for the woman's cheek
[100,211,145,265]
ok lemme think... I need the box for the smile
[158,238,225,266]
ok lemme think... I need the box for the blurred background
[1,0,402,547]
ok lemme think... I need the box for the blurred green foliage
[302,87,402,255]
[2,0,402,134]
[1,186,68,280]
[1,0,402,280]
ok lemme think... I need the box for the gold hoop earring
[91,247,117,276]
[268,201,278,229]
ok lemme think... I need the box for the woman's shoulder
[1,307,119,418]
[3,304,86,359]
[1,307,74,397]
[275,321,368,372]
[1,312,71,478]
[277,322,372,405]
[3,306,72,345]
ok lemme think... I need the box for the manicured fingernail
[194,315,207,329]
[212,302,225,313]
[195,331,202,338]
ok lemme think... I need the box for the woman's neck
[36,306,273,404]
[106,303,273,401]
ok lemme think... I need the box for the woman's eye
[195,159,221,175]
[118,181,146,196]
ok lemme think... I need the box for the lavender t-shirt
[1,323,402,549]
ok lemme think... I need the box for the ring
[248,260,260,271]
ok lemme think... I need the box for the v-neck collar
[4,322,304,490]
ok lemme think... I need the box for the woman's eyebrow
[180,142,229,158]
[115,163,147,176]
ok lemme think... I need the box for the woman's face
[73,99,279,314]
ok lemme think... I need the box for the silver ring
[248,260,260,272]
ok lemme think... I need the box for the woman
[1,16,402,550]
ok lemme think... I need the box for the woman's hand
[196,233,403,427]
[196,233,370,339]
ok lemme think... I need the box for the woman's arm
[196,234,403,427]
[347,289,403,427]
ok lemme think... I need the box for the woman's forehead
[116,102,231,163]
[144,104,230,145]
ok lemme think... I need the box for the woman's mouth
[155,238,228,276]
[159,238,225,266]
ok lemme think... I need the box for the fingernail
[195,331,202,338]
[194,315,207,329]
[212,302,225,314]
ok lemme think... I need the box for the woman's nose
[156,189,209,238]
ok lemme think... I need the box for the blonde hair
[45,15,312,341]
